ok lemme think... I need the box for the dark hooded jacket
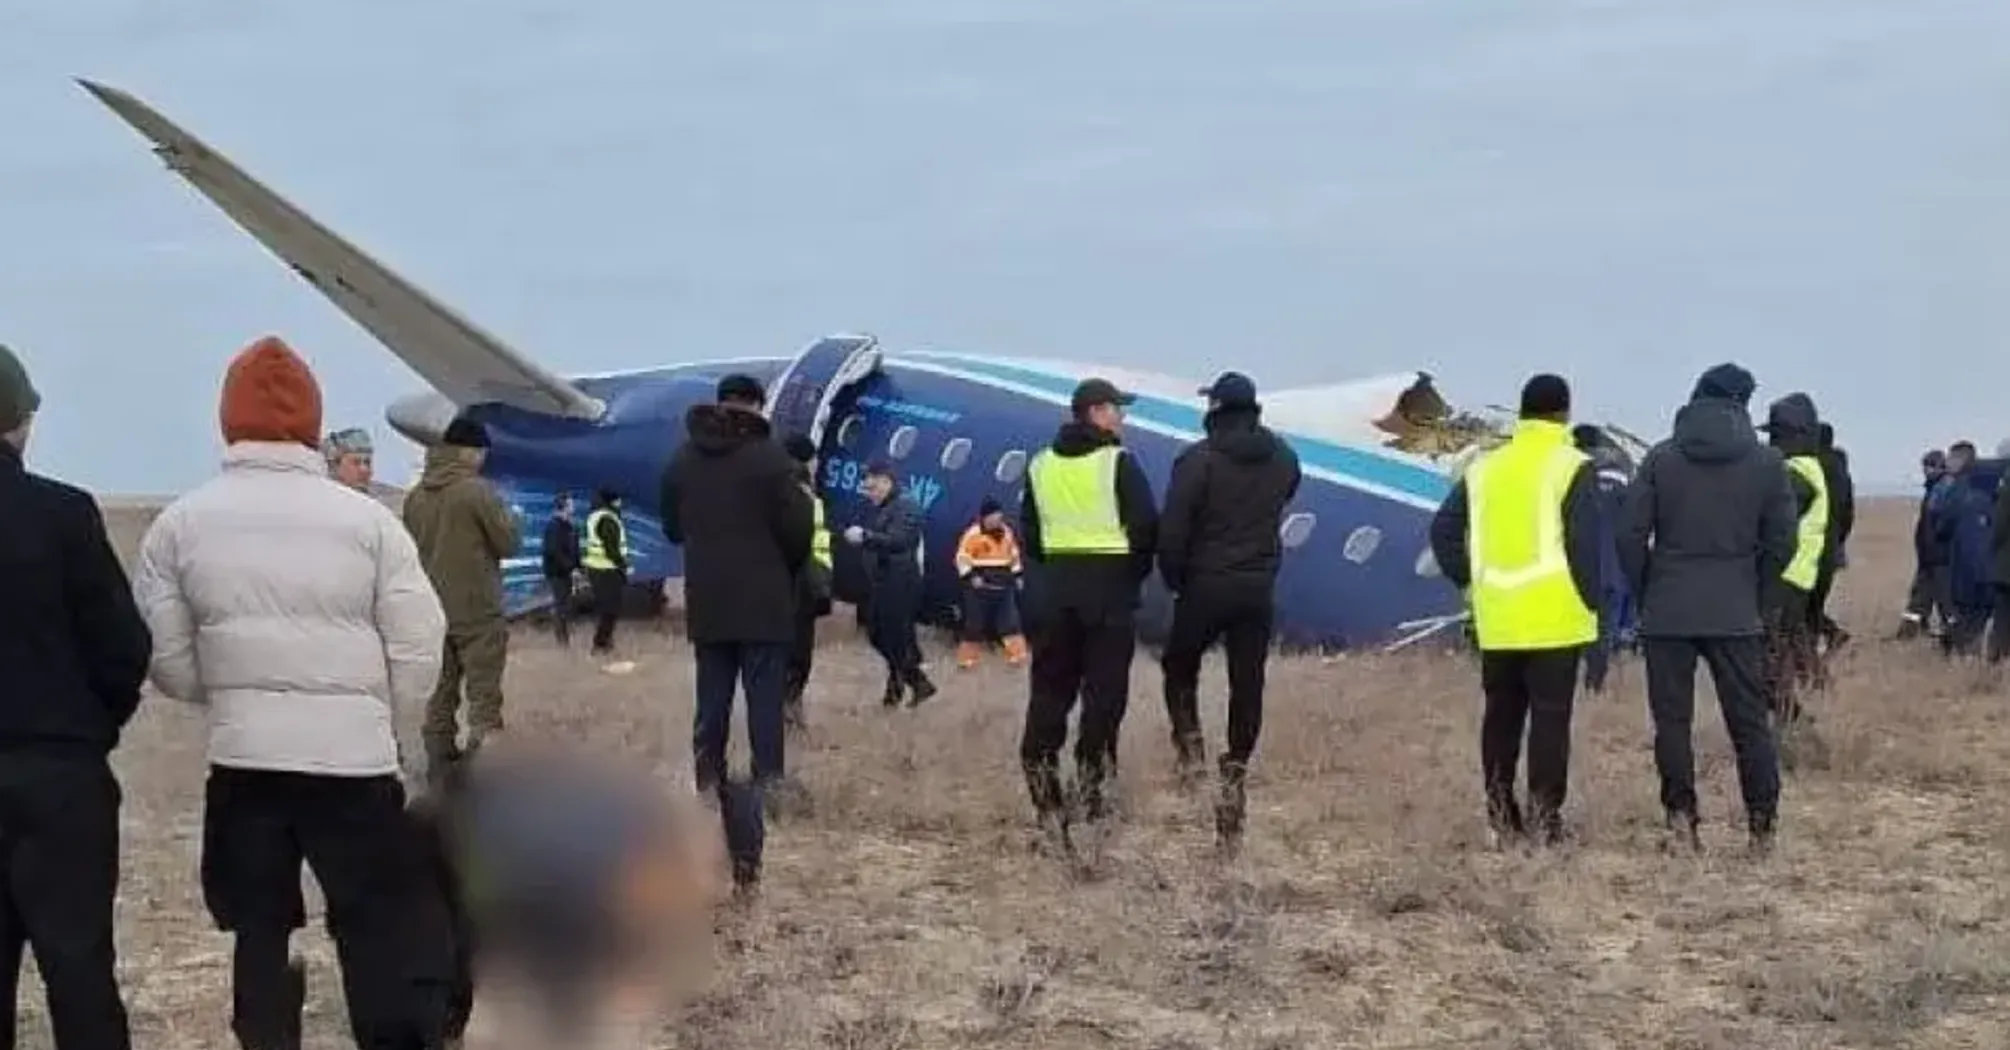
[1019,421,1159,615]
[1762,393,1824,600]
[1619,365,1799,637]
[659,404,813,643]
[1916,465,1949,567]
[1157,406,1302,598]
[1939,469,1997,611]
[856,485,925,600]
[1994,470,2010,587]
[0,441,153,759]
[1814,428,1855,571]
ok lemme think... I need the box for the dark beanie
[1518,373,1570,417]
[0,343,41,433]
[442,415,490,449]
[979,496,1002,516]
[1691,363,1756,406]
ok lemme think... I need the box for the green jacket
[402,448,520,628]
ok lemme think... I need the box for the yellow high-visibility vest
[583,507,627,572]
[1464,419,1598,651]
[1027,446,1129,554]
[1781,455,1829,590]
[808,488,832,569]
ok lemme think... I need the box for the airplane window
[995,449,1027,483]
[940,437,972,471]
[1343,525,1382,564]
[1415,547,1442,578]
[835,414,863,450]
[1279,513,1315,549]
[887,425,919,460]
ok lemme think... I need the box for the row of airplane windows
[832,413,1445,578]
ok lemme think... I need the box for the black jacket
[0,443,152,758]
[1816,445,1855,570]
[1916,474,1949,568]
[1019,422,1158,614]
[1995,474,2010,587]
[659,405,814,643]
[1427,433,1603,619]
[1157,406,1302,598]
[1619,396,1798,637]
[856,490,924,601]
[540,515,579,578]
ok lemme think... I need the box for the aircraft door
[764,333,884,448]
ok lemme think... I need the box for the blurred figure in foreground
[583,489,631,657]
[1621,364,1792,855]
[953,497,1027,670]
[417,741,732,1049]
[1899,448,1951,639]
[781,436,834,729]
[404,415,521,774]
[1571,424,1635,695]
[133,337,451,1050]
[1019,378,1159,860]
[1430,374,1599,849]
[541,492,581,647]
[322,427,375,493]
[659,373,812,862]
[844,461,938,706]
[1757,393,1828,736]
[1157,371,1300,857]
[1808,422,1855,661]
[0,343,152,1050]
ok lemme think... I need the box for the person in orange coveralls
[953,497,1028,668]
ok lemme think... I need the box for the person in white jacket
[132,336,450,1050]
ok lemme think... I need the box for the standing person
[1807,422,1855,659]
[1756,394,1828,734]
[403,415,520,773]
[1018,378,1158,858]
[1620,363,1796,855]
[952,497,1028,670]
[1992,462,2010,664]
[780,435,833,731]
[1570,424,1634,695]
[1937,457,1998,657]
[131,336,451,1050]
[1899,449,1951,639]
[541,493,581,647]
[842,462,939,706]
[659,373,813,885]
[1156,371,1300,856]
[583,490,631,657]
[1428,374,1599,848]
[322,427,375,492]
[0,343,152,1050]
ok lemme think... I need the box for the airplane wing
[77,79,603,421]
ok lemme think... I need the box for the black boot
[1023,762,1074,858]
[717,778,767,900]
[1663,809,1702,853]
[231,946,305,1050]
[904,667,938,707]
[880,672,904,708]
[1173,731,1206,791]
[1748,811,1777,857]
[1215,758,1248,858]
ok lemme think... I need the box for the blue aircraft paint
[908,353,1451,505]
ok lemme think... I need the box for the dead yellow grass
[31,498,2006,1048]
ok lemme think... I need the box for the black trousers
[1477,647,1581,836]
[1021,603,1135,820]
[1994,585,2010,663]
[1762,586,1816,723]
[865,586,923,681]
[783,599,818,717]
[201,767,450,1050]
[587,569,625,652]
[0,756,128,1050]
[1159,587,1274,769]
[1643,636,1780,825]
[545,574,574,645]
[692,641,789,788]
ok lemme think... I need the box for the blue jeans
[692,641,789,788]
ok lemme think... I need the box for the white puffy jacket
[132,442,446,776]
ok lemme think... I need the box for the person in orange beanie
[134,335,454,1049]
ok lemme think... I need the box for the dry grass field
[21,496,2005,1048]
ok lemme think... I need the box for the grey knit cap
[0,343,40,432]
[322,426,374,462]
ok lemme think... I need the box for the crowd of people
[6,331,2009,1048]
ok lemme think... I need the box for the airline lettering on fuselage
[854,395,964,425]
[822,454,945,512]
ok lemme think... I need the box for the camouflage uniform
[403,446,520,765]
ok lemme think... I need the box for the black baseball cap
[1071,377,1136,413]
[715,373,766,406]
[1198,371,1258,408]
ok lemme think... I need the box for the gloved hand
[843,525,865,545]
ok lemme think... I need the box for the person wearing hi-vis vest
[1017,377,1159,862]
[1756,394,1830,742]
[1427,374,1603,850]
[583,489,631,655]
[1619,364,1797,855]
[781,434,833,729]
